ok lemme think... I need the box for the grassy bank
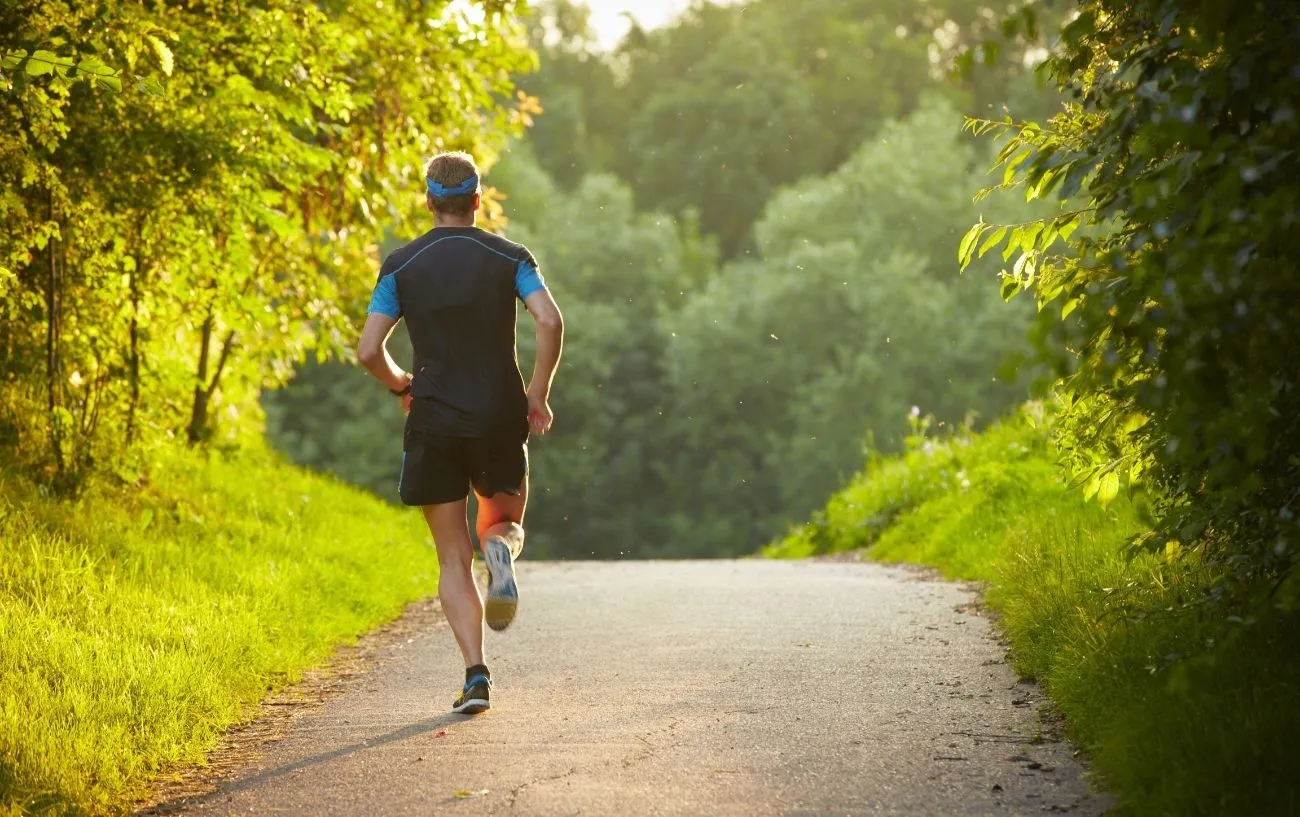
[0,444,436,816]
[767,410,1300,816]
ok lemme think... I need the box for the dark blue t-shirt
[367,226,546,438]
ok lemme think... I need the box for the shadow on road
[142,713,467,814]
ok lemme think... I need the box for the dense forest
[265,0,1058,558]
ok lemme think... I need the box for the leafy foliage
[0,1,535,489]
[961,0,1300,581]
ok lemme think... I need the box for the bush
[966,0,1300,581]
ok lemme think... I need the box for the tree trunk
[46,191,65,472]
[207,330,237,404]
[188,312,214,443]
[126,252,143,443]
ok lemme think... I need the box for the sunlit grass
[768,413,1300,817]
[0,444,436,816]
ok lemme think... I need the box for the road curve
[156,560,1106,816]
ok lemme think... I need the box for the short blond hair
[424,151,480,217]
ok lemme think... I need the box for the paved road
[161,561,1106,816]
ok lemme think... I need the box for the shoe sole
[484,538,518,632]
[452,697,489,715]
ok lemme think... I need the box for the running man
[356,151,564,715]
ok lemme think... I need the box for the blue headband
[426,174,479,198]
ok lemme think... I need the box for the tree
[0,1,536,488]
[659,95,1036,554]
[966,0,1300,580]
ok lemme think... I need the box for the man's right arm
[523,288,563,436]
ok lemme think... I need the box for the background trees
[269,89,1047,558]
[518,0,1058,255]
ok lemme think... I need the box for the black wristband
[390,380,412,397]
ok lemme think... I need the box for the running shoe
[452,672,492,715]
[483,536,519,632]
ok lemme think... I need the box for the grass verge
[766,409,1300,817]
[0,443,436,816]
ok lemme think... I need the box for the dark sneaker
[483,536,519,632]
[452,673,491,714]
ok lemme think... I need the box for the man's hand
[395,371,414,415]
[527,390,553,436]
[523,289,562,438]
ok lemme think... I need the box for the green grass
[0,443,436,816]
[767,410,1300,816]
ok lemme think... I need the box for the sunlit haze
[583,0,711,48]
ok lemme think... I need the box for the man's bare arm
[523,289,563,435]
[356,313,411,394]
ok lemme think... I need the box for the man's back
[371,225,544,438]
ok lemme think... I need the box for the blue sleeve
[367,273,401,319]
[515,259,547,301]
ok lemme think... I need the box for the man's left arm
[356,313,410,393]
[357,271,412,406]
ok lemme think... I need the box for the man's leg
[421,499,485,668]
[476,479,527,631]
[421,499,494,714]
[476,477,527,553]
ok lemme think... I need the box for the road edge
[134,597,445,815]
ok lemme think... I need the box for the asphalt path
[158,560,1107,816]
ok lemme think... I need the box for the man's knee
[435,543,475,571]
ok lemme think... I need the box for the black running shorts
[398,428,528,506]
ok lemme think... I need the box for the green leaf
[1004,222,1043,262]
[147,35,174,76]
[1005,226,1024,263]
[1012,250,1036,283]
[1096,470,1120,504]
[1003,149,1033,187]
[26,50,58,76]
[1083,473,1101,502]
[1061,297,1082,319]
[136,77,165,96]
[1000,275,1020,301]
[1121,413,1149,435]
[958,223,984,268]
[994,138,1021,168]
[1028,168,1063,201]
[1024,221,1045,251]
[94,73,123,93]
[75,57,111,76]
[978,226,1007,258]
